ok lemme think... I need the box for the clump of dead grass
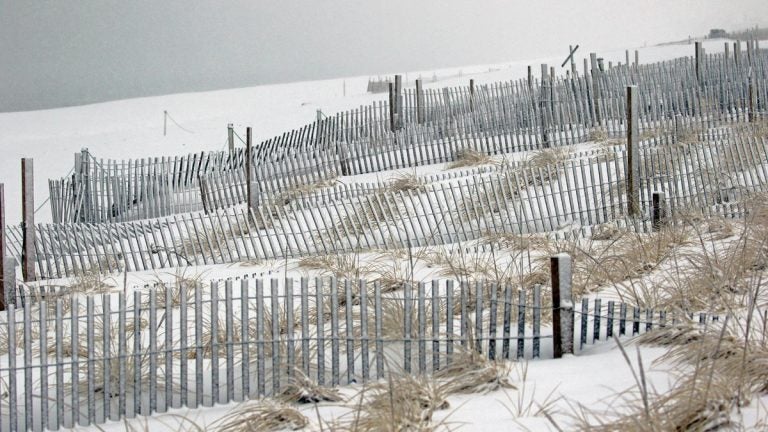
[349,372,450,431]
[435,347,515,395]
[448,148,495,169]
[388,172,425,193]
[214,399,308,432]
[278,368,344,404]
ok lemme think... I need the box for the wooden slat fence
[48,48,768,223]
[0,276,721,431]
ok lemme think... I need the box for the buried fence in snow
[0,270,721,431]
[47,46,768,224]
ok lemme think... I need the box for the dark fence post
[695,41,702,83]
[749,71,756,123]
[388,82,396,132]
[724,42,730,62]
[227,123,234,154]
[626,85,640,216]
[21,158,35,282]
[634,50,639,68]
[652,192,667,230]
[469,79,475,113]
[551,253,573,358]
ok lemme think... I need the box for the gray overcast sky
[1,0,766,112]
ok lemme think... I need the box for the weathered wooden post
[0,184,12,309]
[21,158,35,282]
[652,192,667,231]
[163,110,167,136]
[388,82,396,132]
[527,65,533,90]
[625,50,630,67]
[541,63,551,148]
[626,86,641,216]
[597,58,604,72]
[227,123,234,154]
[415,79,424,124]
[245,127,258,211]
[551,253,574,358]
[469,79,475,113]
[695,41,702,82]
[634,50,639,68]
[570,45,577,75]
[735,41,742,67]
[590,53,601,126]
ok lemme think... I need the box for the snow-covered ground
[3,37,768,431]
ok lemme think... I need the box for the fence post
[0,183,10,309]
[590,53,601,126]
[245,127,258,211]
[571,45,577,75]
[749,71,756,123]
[540,64,550,148]
[652,192,667,230]
[626,85,640,216]
[724,42,730,62]
[21,158,35,282]
[695,41,702,82]
[469,79,475,113]
[395,74,403,129]
[388,82,396,132]
[415,79,424,124]
[227,123,234,154]
[634,50,639,68]
[735,41,741,66]
[551,253,573,358]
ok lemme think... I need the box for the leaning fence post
[245,127,258,211]
[21,158,35,282]
[551,253,573,358]
[652,192,667,230]
[227,123,234,154]
[626,85,640,216]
